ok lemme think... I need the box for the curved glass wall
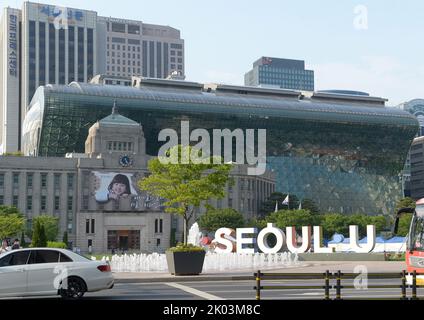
[23,83,419,215]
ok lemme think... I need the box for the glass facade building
[245,57,314,91]
[23,81,418,215]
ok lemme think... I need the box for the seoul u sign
[213,223,376,254]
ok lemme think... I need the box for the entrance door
[119,236,128,251]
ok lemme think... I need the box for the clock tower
[84,100,149,168]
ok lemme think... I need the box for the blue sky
[3,0,424,105]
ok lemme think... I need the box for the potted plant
[166,243,206,275]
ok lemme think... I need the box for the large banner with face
[91,171,161,211]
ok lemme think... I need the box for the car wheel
[60,277,86,299]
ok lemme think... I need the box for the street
[3,278,423,300]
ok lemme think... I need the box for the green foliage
[301,198,320,215]
[139,145,232,245]
[32,215,59,242]
[395,197,416,212]
[396,213,412,236]
[2,151,23,157]
[20,232,26,248]
[318,213,350,239]
[0,206,25,240]
[47,241,67,249]
[32,221,47,247]
[39,225,47,247]
[167,243,205,252]
[318,213,388,239]
[245,218,267,229]
[170,228,177,247]
[198,208,245,232]
[265,209,318,231]
[62,231,68,248]
[260,193,300,216]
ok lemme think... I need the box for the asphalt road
[5,279,421,300]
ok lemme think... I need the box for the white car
[0,248,114,299]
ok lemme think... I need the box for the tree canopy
[0,206,25,240]
[198,208,245,233]
[139,145,232,245]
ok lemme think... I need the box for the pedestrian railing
[254,270,424,300]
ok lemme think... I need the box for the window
[54,174,61,189]
[67,173,74,189]
[128,24,140,34]
[68,196,73,211]
[13,173,19,186]
[160,219,163,233]
[27,173,33,188]
[170,43,182,49]
[156,238,161,246]
[55,196,60,210]
[27,196,32,211]
[91,219,95,234]
[41,173,47,188]
[0,251,30,267]
[177,51,182,56]
[29,250,60,264]
[111,22,125,33]
[86,219,90,234]
[13,195,18,207]
[83,195,89,210]
[0,174,4,187]
[0,196,3,205]
[41,195,47,211]
[155,219,158,233]
[59,253,72,262]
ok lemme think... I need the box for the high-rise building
[0,7,21,153]
[97,17,184,78]
[0,1,185,154]
[244,57,314,91]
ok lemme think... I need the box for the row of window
[108,43,141,52]
[0,173,74,189]
[0,194,73,212]
[107,66,141,74]
[109,52,141,59]
[109,59,141,66]
[107,22,141,34]
[107,141,133,151]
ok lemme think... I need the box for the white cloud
[312,56,424,105]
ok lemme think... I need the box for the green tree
[300,198,320,215]
[20,232,26,248]
[260,192,300,216]
[0,206,25,240]
[31,221,40,247]
[198,208,245,232]
[318,213,349,239]
[62,231,68,248]
[139,145,232,245]
[32,215,59,241]
[266,209,317,231]
[38,225,47,247]
[245,217,268,230]
[395,197,416,212]
[396,213,412,236]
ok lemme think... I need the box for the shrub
[167,243,205,252]
[47,241,67,249]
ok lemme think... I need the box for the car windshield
[409,215,424,252]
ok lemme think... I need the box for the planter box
[166,251,206,275]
